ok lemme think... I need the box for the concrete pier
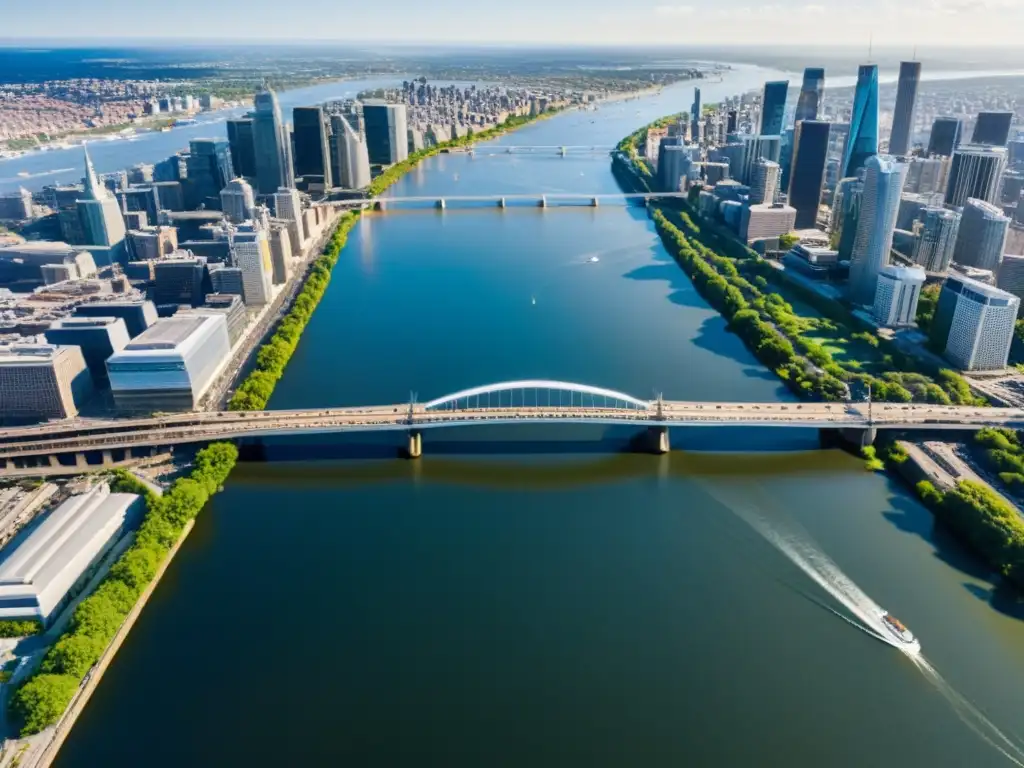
[75,453,88,469]
[591,197,600,207]
[498,197,506,208]
[820,427,878,451]
[436,198,446,210]
[102,450,114,466]
[539,195,548,208]
[647,426,670,455]
[407,431,423,460]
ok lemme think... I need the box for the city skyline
[6,0,1024,46]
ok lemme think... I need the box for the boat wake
[700,481,1024,765]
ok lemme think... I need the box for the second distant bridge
[331,192,688,211]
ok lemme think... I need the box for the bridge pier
[406,431,422,460]
[75,453,88,469]
[102,449,114,466]
[559,147,567,156]
[591,197,600,207]
[646,426,670,455]
[498,197,506,208]
[436,198,446,210]
[539,195,548,208]
[820,427,877,452]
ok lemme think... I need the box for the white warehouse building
[106,313,231,412]
[0,485,144,624]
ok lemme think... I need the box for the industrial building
[0,344,93,422]
[106,313,232,412]
[931,273,1019,371]
[0,485,145,625]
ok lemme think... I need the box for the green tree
[11,674,79,735]
[40,634,107,678]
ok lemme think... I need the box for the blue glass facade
[760,81,789,136]
[842,65,879,178]
[795,68,825,123]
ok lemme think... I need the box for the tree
[11,674,79,735]
[40,634,106,678]
[778,232,800,250]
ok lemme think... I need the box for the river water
[54,65,1024,767]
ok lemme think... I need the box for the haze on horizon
[7,0,1024,47]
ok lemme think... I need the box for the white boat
[16,171,30,178]
[588,256,600,263]
[880,612,920,652]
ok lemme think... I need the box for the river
[53,64,1024,767]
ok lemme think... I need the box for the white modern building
[750,159,781,205]
[273,187,306,246]
[931,272,1020,371]
[331,114,372,190]
[848,155,908,305]
[872,265,926,327]
[220,178,255,224]
[232,230,274,306]
[0,485,144,624]
[740,203,797,245]
[106,313,231,411]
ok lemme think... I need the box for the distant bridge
[330,192,686,211]
[466,145,615,156]
[2,380,1023,472]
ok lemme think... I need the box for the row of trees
[368,108,564,198]
[976,427,1024,491]
[10,443,239,735]
[0,620,42,638]
[228,213,359,411]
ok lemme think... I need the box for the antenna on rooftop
[868,32,873,63]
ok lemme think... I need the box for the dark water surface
[55,66,1024,767]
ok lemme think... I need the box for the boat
[173,118,198,127]
[880,612,920,651]
[588,256,600,263]
[16,171,30,178]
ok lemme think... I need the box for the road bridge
[466,145,615,155]
[328,192,688,211]
[1,381,1022,472]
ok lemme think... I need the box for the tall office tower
[848,155,908,305]
[226,118,257,180]
[843,65,879,178]
[727,110,738,134]
[0,344,93,423]
[998,254,1024,310]
[930,273,1019,371]
[362,101,409,166]
[330,114,372,190]
[268,223,293,284]
[795,68,825,123]
[972,112,1014,147]
[691,88,701,141]
[657,144,691,192]
[831,176,863,258]
[739,135,782,185]
[252,85,294,194]
[928,117,962,157]
[759,81,789,136]
[232,230,274,306]
[888,61,921,156]
[945,145,1008,207]
[272,187,305,246]
[292,106,333,189]
[952,198,1010,271]
[903,156,947,194]
[750,159,781,205]
[153,256,210,308]
[913,207,961,272]
[117,187,160,228]
[788,120,831,229]
[872,265,926,327]
[76,147,127,257]
[1010,139,1024,169]
[185,138,234,211]
[220,178,255,224]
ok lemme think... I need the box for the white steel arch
[423,380,651,411]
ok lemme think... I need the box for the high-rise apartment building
[843,65,879,178]
[0,344,93,423]
[928,117,962,157]
[788,120,830,229]
[185,138,234,211]
[832,175,864,261]
[273,187,305,246]
[945,145,1008,207]
[226,118,257,179]
[362,101,409,166]
[252,86,294,194]
[912,207,960,272]
[76,148,127,260]
[848,155,908,305]
[691,88,702,141]
[952,198,1010,271]
[220,178,255,224]
[292,106,333,189]
[795,68,825,123]
[330,114,372,190]
[888,61,921,156]
[759,81,789,136]
[930,273,1019,371]
[232,231,274,306]
[872,265,926,327]
[739,134,782,185]
[750,159,781,205]
[972,112,1014,147]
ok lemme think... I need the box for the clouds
[654,5,695,16]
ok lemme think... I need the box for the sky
[6,0,1024,46]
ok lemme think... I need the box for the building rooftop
[948,270,1018,300]
[0,343,65,365]
[125,316,205,350]
[48,316,121,330]
[880,264,927,281]
[0,485,141,621]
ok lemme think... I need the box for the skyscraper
[831,176,864,262]
[185,138,233,211]
[930,273,1019,371]
[912,207,960,272]
[76,147,127,258]
[226,118,257,179]
[795,68,825,123]
[952,198,1010,271]
[945,145,1008,207]
[788,120,831,229]
[750,159,781,205]
[220,178,255,224]
[928,117,963,157]
[848,155,908,305]
[362,101,409,166]
[252,86,294,194]
[739,134,782,185]
[888,61,921,156]
[233,230,274,306]
[330,114,372,190]
[691,88,701,142]
[760,81,789,136]
[972,112,1014,147]
[292,106,333,189]
[843,65,879,178]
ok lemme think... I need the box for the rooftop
[125,316,205,350]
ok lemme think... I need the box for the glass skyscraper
[842,65,879,178]
[292,106,333,189]
[848,155,907,305]
[787,120,831,229]
[362,101,409,166]
[226,118,257,179]
[795,68,825,123]
[888,61,921,156]
[928,117,962,157]
[759,81,789,136]
[185,139,234,211]
[252,86,294,194]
